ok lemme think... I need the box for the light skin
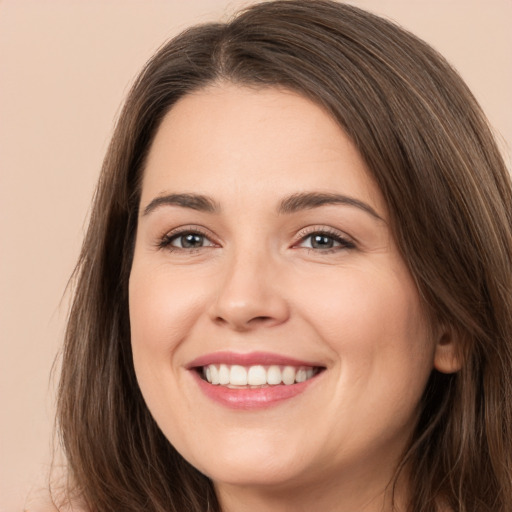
[129,83,459,512]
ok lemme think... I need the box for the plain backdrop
[1,1,510,510]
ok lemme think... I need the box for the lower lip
[191,370,321,410]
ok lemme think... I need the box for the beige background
[1,1,510,510]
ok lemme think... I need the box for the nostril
[243,315,279,328]
[249,316,274,324]
[209,293,290,330]
[213,315,276,330]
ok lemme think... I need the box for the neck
[215,462,409,512]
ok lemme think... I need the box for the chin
[184,438,310,488]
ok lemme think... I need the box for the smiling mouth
[197,364,324,388]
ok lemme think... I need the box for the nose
[209,250,290,331]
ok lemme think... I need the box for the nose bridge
[210,238,289,330]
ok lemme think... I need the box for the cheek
[296,261,434,397]
[129,266,205,356]
[128,265,205,405]
[300,260,426,338]
[294,265,435,454]
[128,263,212,440]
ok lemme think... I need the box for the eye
[159,229,215,251]
[296,230,355,251]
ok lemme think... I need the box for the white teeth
[295,368,307,383]
[230,365,247,385]
[282,366,296,385]
[210,364,220,384]
[247,365,267,385]
[267,365,282,385]
[201,364,319,386]
[218,364,230,385]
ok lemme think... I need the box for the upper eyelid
[157,225,220,251]
[157,224,356,248]
[294,225,355,242]
[163,225,216,240]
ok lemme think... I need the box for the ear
[433,327,463,374]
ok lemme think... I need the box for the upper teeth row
[202,364,317,386]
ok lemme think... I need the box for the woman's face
[129,84,441,496]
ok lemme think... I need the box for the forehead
[141,83,385,217]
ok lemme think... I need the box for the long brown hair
[56,1,512,510]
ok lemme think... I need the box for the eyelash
[157,226,215,253]
[294,227,356,253]
[157,226,356,254]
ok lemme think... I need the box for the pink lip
[186,351,325,410]
[190,370,322,410]
[186,351,323,369]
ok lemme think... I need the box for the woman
[53,1,512,511]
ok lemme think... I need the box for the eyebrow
[142,191,383,221]
[142,193,219,216]
[277,192,383,220]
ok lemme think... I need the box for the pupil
[182,234,203,248]
[312,234,333,249]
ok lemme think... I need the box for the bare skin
[129,83,460,511]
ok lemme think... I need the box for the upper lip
[186,351,325,369]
